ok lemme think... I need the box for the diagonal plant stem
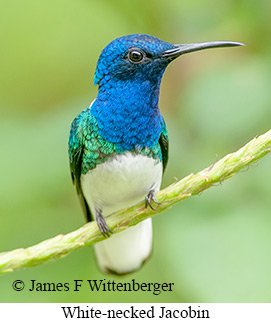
[0,129,270,274]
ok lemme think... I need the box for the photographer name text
[23,279,174,295]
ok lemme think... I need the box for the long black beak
[162,41,244,58]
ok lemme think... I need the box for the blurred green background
[0,0,270,303]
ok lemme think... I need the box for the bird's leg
[96,208,112,237]
[145,189,160,210]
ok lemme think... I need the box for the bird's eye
[128,48,145,63]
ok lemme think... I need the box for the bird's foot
[145,190,160,210]
[96,209,112,237]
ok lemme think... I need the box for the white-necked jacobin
[68,34,243,275]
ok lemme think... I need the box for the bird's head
[94,34,243,87]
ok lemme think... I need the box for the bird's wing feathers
[69,114,93,222]
[159,118,169,173]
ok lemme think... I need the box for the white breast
[81,152,163,217]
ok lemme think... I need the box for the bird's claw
[96,211,112,237]
[145,190,160,210]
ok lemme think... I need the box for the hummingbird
[68,34,243,275]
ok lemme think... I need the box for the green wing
[69,114,93,222]
[159,118,169,173]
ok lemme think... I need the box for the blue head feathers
[94,34,175,86]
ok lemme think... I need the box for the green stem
[0,129,270,274]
